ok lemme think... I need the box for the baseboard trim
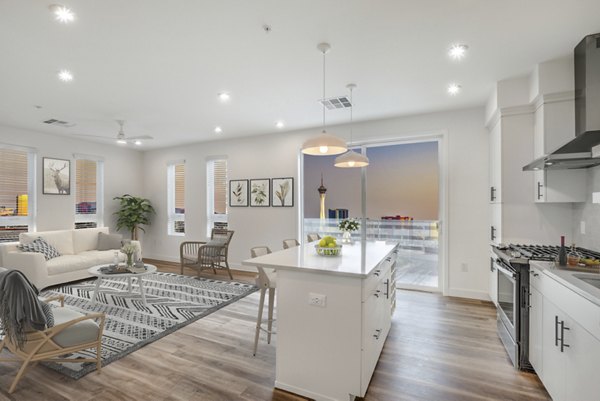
[142,256,258,275]
[274,381,340,401]
[446,288,491,301]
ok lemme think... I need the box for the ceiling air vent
[43,119,76,128]
[319,96,352,110]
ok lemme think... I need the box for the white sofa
[0,227,141,289]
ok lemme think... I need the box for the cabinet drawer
[543,274,600,341]
[363,263,392,301]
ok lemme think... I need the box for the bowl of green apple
[315,236,342,256]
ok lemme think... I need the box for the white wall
[0,124,144,233]
[142,106,490,300]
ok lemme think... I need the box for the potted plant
[113,194,156,240]
[338,219,360,244]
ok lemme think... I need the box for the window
[168,161,185,235]
[0,145,36,242]
[74,156,104,229]
[207,158,227,236]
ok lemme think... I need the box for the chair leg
[96,341,102,371]
[253,288,266,356]
[180,263,184,275]
[9,358,32,394]
[267,287,275,344]
[225,261,233,280]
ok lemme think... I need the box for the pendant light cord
[322,49,326,130]
[349,87,353,144]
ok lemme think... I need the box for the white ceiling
[1,0,599,149]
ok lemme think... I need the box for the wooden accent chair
[307,233,321,242]
[0,294,105,394]
[180,229,235,279]
[282,239,299,249]
[250,246,276,356]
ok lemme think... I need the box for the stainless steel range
[491,244,600,371]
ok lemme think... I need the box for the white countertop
[242,241,397,278]
[531,260,600,307]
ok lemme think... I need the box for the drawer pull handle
[560,321,570,352]
[373,329,382,340]
[374,270,381,277]
[374,290,381,298]
[530,271,539,277]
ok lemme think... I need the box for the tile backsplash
[573,164,599,249]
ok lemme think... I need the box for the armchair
[0,294,105,393]
[179,229,234,279]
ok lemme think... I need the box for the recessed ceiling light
[218,92,230,102]
[58,70,73,82]
[214,126,223,134]
[134,140,142,146]
[116,139,127,145]
[448,44,468,60]
[447,83,461,96]
[49,4,75,23]
[275,121,285,129]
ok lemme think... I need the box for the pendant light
[301,43,348,156]
[334,84,369,168]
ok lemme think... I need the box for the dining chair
[250,246,276,356]
[282,239,299,249]
[306,233,321,242]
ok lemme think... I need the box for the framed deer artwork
[43,157,71,195]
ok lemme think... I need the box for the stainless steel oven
[494,256,519,366]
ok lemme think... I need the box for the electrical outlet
[581,221,586,235]
[308,293,327,308]
[461,263,468,272]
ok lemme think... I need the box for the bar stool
[250,246,276,356]
[282,239,299,249]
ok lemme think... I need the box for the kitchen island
[243,241,398,401]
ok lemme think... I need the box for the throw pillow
[17,237,61,261]
[97,232,123,251]
[207,238,227,247]
[40,301,55,328]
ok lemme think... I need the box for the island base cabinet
[541,298,566,401]
[274,246,397,401]
[528,286,543,376]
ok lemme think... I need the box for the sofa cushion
[73,227,109,254]
[79,250,125,266]
[18,237,61,261]
[97,232,123,251]
[52,307,99,348]
[20,230,74,255]
[46,255,91,276]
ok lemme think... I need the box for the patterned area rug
[39,272,257,379]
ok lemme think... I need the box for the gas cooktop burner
[508,244,600,261]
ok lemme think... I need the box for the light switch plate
[593,192,600,204]
[581,221,586,235]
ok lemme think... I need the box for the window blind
[213,160,227,215]
[0,148,28,216]
[0,147,31,241]
[75,159,97,214]
[167,162,185,235]
[206,159,228,236]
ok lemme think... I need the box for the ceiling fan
[76,120,153,146]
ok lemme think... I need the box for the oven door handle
[495,262,517,280]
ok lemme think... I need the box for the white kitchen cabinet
[528,285,543,376]
[530,265,600,401]
[533,169,586,203]
[489,120,502,204]
[531,99,586,203]
[488,256,498,306]
[541,297,566,401]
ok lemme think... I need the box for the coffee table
[88,264,157,306]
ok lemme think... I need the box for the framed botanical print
[43,157,71,195]
[250,179,270,207]
[271,177,294,207]
[229,179,249,207]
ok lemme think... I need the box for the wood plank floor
[0,260,550,401]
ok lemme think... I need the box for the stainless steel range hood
[523,33,600,171]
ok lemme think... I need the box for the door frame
[298,130,449,295]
